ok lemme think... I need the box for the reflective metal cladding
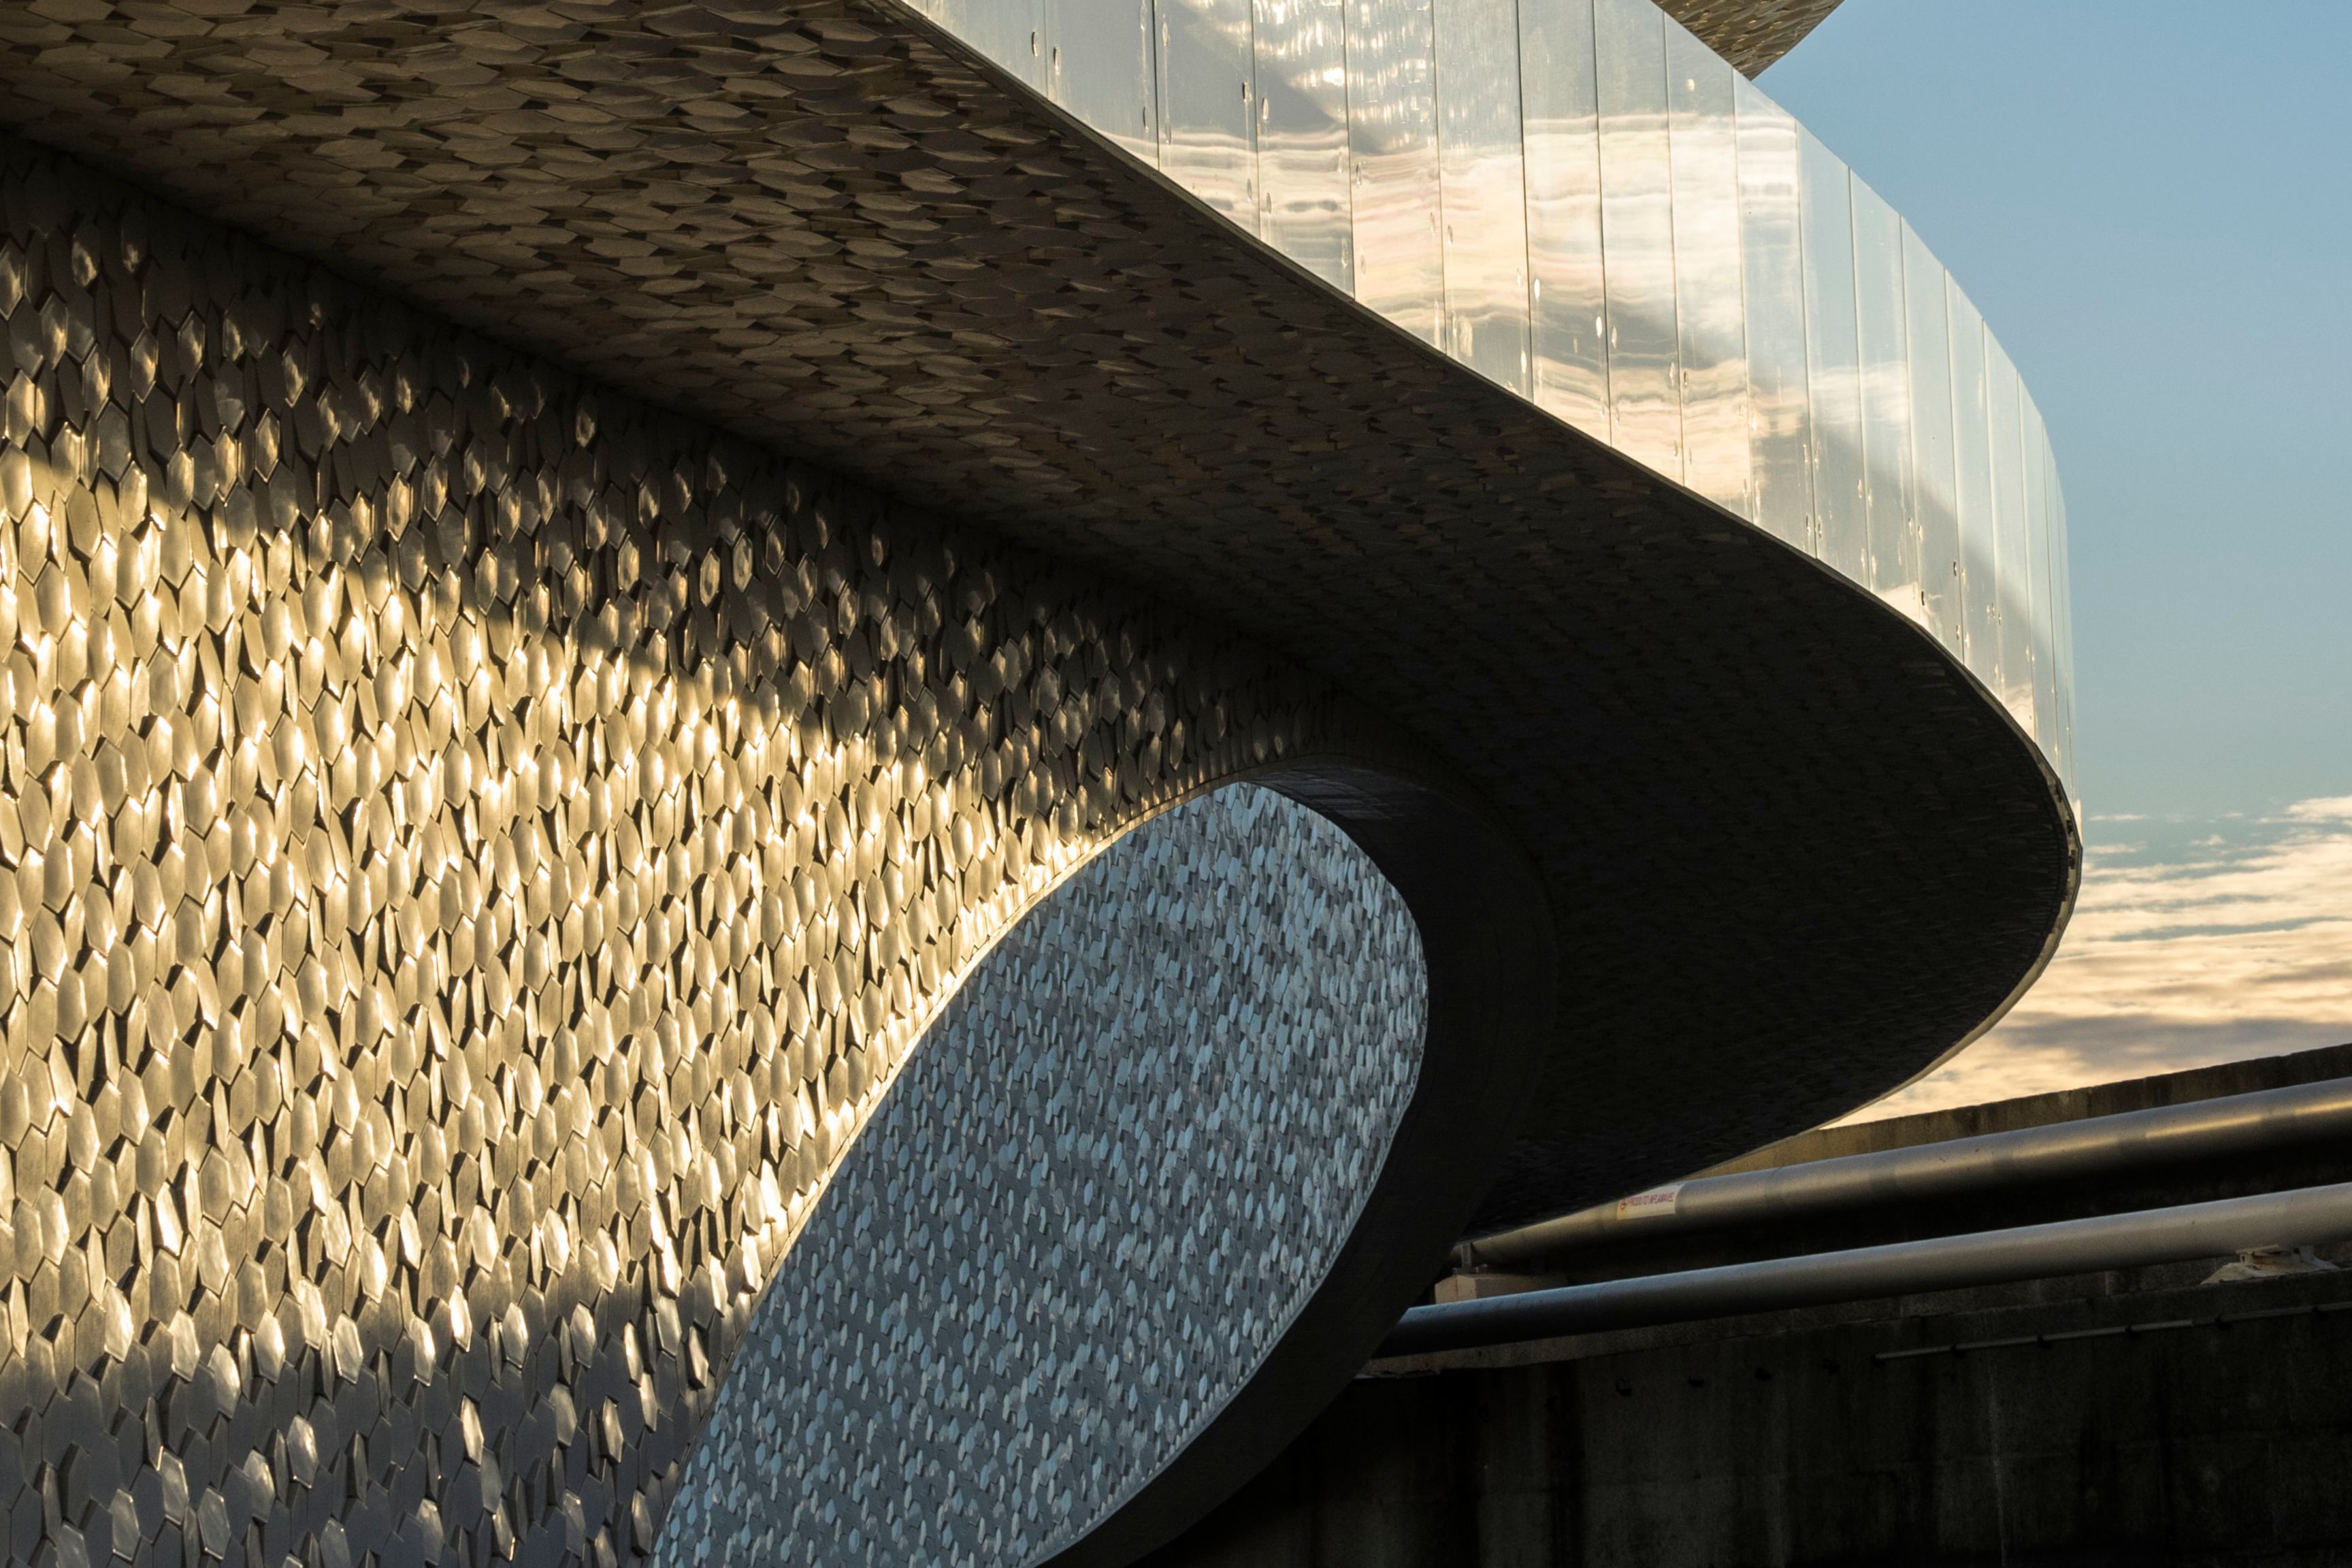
[915,0,2076,796]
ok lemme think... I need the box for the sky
[1757,2,2352,1115]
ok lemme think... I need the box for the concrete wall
[1147,1269,2352,1567]
[1154,1047,2352,1565]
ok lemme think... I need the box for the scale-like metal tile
[0,0,2071,1554]
[0,140,1392,1568]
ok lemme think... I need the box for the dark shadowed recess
[1036,760,1556,1568]
[0,0,2073,1238]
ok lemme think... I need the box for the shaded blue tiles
[657,785,1424,1567]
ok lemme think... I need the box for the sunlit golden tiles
[0,140,1352,1568]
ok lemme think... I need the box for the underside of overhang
[1663,0,1846,76]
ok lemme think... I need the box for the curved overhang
[0,0,2077,1231]
[915,0,2077,807]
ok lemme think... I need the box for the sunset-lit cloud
[1846,796,2352,1121]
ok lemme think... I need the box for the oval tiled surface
[657,783,1424,1567]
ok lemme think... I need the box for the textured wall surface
[0,0,2078,1239]
[0,0,2085,1547]
[1140,1270,2352,1567]
[0,139,1376,1568]
[930,0,2073,787]
[1657,0,1842,76]
[657,783,1425,1567]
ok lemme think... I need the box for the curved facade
[0,1,2078,1567]
[915,0,2075,794]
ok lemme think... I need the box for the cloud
[1844,796,2352,1121]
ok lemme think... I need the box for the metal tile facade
[0,0,2079,1254]
[0,0,2090,1553]
[656,783,1424,1567]
[0,140,1365,1568]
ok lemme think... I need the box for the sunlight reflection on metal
[940,0,2074,791]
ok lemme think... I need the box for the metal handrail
[1388,1181,2352,1358]
[1458,1074,2352,1269]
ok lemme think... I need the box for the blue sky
[1759,2,2352,1109]
[1764,1,2352,821]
